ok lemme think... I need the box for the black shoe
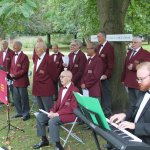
[23,115,30,121]
[33,141,49,149]
[54,146,64,150]
[12,114,22,118]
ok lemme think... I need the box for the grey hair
[14,41,22,48]
[132,36,142,43]
[1,40,8,45]
[71,39,82,48]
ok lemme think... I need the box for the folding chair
[60,117,84,147]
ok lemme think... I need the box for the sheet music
[62,55,69,67]
[82,89,89,96]
[39,109,49,115]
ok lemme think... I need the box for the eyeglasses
[59,75,69,79]
[136,74,150,82]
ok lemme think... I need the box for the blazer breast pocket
[17,63,21,67]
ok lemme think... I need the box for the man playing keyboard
[110,61,150,145]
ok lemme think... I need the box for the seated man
[110,62,150,146]
[33,70,78,150]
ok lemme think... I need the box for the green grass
[0,86,106,150]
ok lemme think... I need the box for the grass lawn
[0,86,106,150]
[0,43,150,150]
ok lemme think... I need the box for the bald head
[35,42,47,57]
[136,62,150,91]
[60,70,72,86]
[36,37,44,43]
[13,41,22,52]
[1,40,8,51]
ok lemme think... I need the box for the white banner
[91,34,133,42]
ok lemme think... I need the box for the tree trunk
[96,0,131,112]
[47,33,52,48]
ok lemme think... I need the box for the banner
[0,70,8,105]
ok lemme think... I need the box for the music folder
[73,92,111,130]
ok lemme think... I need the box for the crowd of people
[0,31,150,150]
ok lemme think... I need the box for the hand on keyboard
[110,113,126,124]
[118,121,135,130]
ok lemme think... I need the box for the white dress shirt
[15,51,22,64]
[36,52,46,71]
[2,48,8,62]
[53,52,58,62]
[99,41,107,54]
[134,91,150,123]
[61,82,71,102]
[73,50,79,63]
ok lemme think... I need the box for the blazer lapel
[16,51,22,66]
[138,98,150,121]
[59,84,73,108]
[36,54,46,72]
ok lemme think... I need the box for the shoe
[12,114,22,118]
[33,141,49,149]
[54,146,64,150]
[82,125,90,130]
[23,115,30,121]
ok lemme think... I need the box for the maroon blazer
[121,48,150,89]
[81,55,103,97]
[51,52,64,76]
[32,47,49,63]
[96,42,114,78]
[0,48,14,72]
[32,54,58,96]
[68,50,87,87]
[10,51,29,87]
[50,83,78,123]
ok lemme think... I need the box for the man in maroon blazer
[0,40,14,72]
[67,39,87,90]
[51,44,64,100]
[81,42,103,99]
[32,42,58,112]
[0,40,14,104]
[33,70,78,150]
[32,37,49,63]
[121,37,150,106]
[97,31,114,117]
[10,41,30,121]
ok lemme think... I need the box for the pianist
[110,62,150,145]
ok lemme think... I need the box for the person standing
[51,44,64,100]
[32,42,58,112]
[0,40,14,104]
[121,37,150,106]
[10,41,30,121]
[97,31,114,117]
[81,42,103,100]
[33,70,78,150]
[68,39,87,91]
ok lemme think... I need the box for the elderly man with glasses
[33,70,78,150]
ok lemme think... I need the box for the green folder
[73,92,111,130]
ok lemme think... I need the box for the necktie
[88,58,92,65]
[129,50,136,60]
[15,53,18,56]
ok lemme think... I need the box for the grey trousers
[128,87,143,106]
[13,87,30,117]
[35,96,53,112]
[101,79,112,116]
[36,113,62,143]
